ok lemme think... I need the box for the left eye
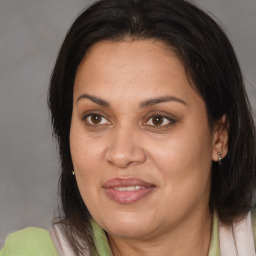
[145,115,175,127]
[84,113,110,125]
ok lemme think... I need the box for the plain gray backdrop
[0,0,255,248]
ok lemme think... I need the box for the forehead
[77,39,181,79]
[74,39,199,106]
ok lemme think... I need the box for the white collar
[219,211,256,256]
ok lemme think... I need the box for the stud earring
[72,171,75,176]
[217,152,222,165]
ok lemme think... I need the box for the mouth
[103,178,155,204]
[114,186,146,191]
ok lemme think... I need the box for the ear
[212,115,229,162]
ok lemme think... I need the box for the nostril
[106,154,138,168]
[104,130,147,168]
[105,146,146,168]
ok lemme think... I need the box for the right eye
[83,113,111,126]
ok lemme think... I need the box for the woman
[1,0,256,255]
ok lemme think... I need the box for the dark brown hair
[48,0,256,254]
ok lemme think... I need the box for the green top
[0,211,254,256]
[0,228,58,256]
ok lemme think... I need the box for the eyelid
[143,111,177,128]
[81,110,176,129]
[82,111,112,126]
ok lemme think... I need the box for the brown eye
[151,115,164,126]
[145,114,176,128]
[83,113,111,126]
[90,114,102,124]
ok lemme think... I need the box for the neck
[108,208,212,256]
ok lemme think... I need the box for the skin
[70,40,228,256]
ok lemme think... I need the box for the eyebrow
[76,93,110,107]
[76,93,187,108]
[140,96,187,108]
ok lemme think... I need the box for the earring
[217,152,222,165]
[72,171,75,176]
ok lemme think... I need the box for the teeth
[114,186,145,191]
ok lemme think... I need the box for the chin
[107,223,153,239]
[100,212,158,239]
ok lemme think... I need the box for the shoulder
[0,227,58,256]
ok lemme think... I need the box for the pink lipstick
[103,178,155,204]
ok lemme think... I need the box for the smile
[103,178,155,204]
[114,186,146,191]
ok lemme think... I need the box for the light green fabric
[208,211,220,256]
[91,220,113,256]
[0,227,58,256]
[2,211,255,256]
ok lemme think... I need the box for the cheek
[70,117,105,174]
[70,139,105,218]
[142,130,212,227]
[69,119,106,204]
[70,138,102,172]
[148,122,213,199]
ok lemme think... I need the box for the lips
[103,178,155,204]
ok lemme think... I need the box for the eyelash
[82,112,176,128]
[143,113,176,128]
[82,112,111,126]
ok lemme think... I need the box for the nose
[105,127,146,168]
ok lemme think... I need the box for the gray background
[0,0,255,248]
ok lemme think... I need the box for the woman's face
[70,40,218,240]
